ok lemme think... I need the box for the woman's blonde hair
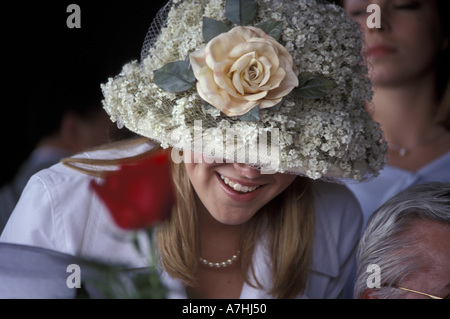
[63,138,316,299]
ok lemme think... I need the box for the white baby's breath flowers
[102,0,387,181]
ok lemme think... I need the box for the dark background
[1,1,167,185]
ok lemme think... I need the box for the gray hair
[354,182,450,299]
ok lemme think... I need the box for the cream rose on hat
[190,26,299,117]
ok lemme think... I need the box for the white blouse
[1,142,363,299]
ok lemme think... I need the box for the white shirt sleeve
[1,161,150,268]
[1,174,63,252]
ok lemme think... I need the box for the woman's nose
[232,162,262,179]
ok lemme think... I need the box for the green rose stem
[147,232,166,299]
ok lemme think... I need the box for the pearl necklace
[199,251,240,268]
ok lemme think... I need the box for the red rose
[90,150,175,230]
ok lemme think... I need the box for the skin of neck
[371,71,442,148]
[195,195,243,262]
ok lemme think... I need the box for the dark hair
[436,0,450,102]
[26,64,105,148]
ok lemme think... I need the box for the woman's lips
[366,45,397,58]
[216,173,265,202]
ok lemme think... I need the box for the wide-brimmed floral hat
[102,0,386,181]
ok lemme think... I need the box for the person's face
[344,0,446,87]
[183,152,297,226]
[397,220,450,299]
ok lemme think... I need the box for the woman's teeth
[219,174,261,193]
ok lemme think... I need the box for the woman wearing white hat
[1,0,386,299]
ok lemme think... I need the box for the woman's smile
[218,173,263,193]
[215,172,266,203]
[184,151,296,225]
